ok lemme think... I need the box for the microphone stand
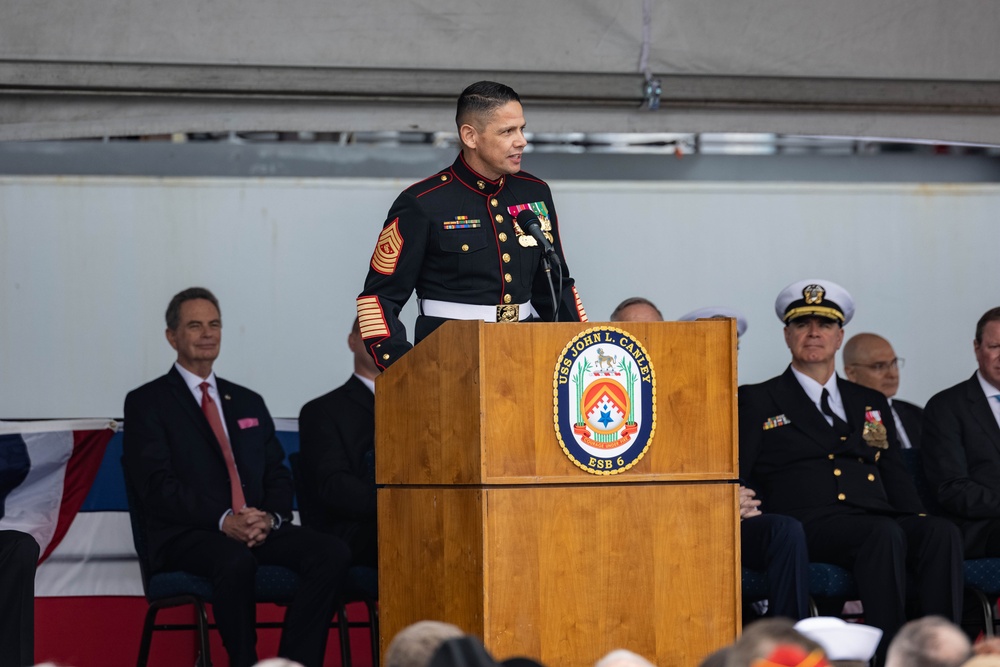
[541,252,561,323]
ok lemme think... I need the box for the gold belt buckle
[496,304,519,322]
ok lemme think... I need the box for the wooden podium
[375,320,740,666]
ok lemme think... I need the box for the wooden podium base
[378,482,739,666]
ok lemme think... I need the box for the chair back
[121,457,155,599]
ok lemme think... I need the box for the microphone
[515,209,561,266]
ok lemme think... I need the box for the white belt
[419,299,532,322]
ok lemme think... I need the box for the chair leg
[969,588,996,638]
[338,604,353,667]
[137,606,159,667]
[366,600,380,667]
[194,600,213,667]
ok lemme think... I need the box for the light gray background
[2,175,998,418]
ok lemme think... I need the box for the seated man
[611,296,809,620]
[922,306,1000,558]
[298,317,379,570]
[739,279,963,660]
[843,333,922,449]
[678,306,749,349]
[0,530,38,667]
[123,287,351,667]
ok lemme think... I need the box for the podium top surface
[376,319,737,485]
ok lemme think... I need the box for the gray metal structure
[2,0,1000,142]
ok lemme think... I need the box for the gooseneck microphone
[515,208,562,321]
[515,209,561,267]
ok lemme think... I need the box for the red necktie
[200,381,247,513]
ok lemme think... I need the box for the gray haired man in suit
[123,287,350,667]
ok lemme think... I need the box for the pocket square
[238,417,259,430]
[762,414,791,430]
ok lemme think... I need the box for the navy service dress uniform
[357,153,587,370]
[739,279,962,657]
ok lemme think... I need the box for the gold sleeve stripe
[357,296,390,339]
[371,218,403,276]
[573,286,588,322]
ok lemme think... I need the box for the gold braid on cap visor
[783,305,845,323]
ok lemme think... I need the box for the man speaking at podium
[356,80,588,370]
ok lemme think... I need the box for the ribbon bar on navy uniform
[419,298,532,323]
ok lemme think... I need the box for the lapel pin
[224,394,231,400]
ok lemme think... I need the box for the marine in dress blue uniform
[356,81,587,370]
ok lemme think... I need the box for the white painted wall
[2,176,998,418]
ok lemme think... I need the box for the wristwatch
[268,513,277,530]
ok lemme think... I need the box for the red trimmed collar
[451,152,504,196]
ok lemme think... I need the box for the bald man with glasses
[844,333,922,450]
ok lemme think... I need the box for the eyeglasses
[851,357,904,373]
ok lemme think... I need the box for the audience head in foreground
[884,615,971,667]
[726,618,822,667]
[384,621,464,667]
[427,635,544,667]
[794,617,881,666]
[594,649,657,667]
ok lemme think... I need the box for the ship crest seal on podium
[553,326,656,475]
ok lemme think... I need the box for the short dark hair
[165,287,220,330]
[456,81,520,129]
[975,307,1000,344]
[610,296,663,322]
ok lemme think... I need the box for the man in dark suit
[0,530,38,667]
[123,287,351,667]
[739,279,963,660]
[298,317,379,569]
[844,333,923,449]
[922,306,1000,558]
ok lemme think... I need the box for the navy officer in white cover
[738,279,962,660]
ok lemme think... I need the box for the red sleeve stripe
[573,286,588,322]
[370,218,403,275]
[357,296,390,339]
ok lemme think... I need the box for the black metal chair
[899,447,1000,637]
[123,458,368,666]
[742,562,859,620]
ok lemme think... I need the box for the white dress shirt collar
[977,370,1000,429]
[790,366,846,423]
[354,372,376,395]
[173,363,228,439]
[887,398,914,450]
[174,362,219,401]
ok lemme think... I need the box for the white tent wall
[2,174,998,419]
[2,1,1000,142]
